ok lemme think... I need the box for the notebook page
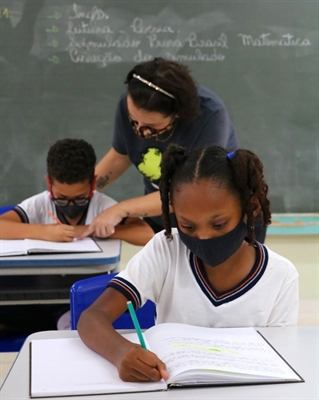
[145,323,301,383]
[25,237,101,253]
[0,239,27,256]
[30,335,166,397]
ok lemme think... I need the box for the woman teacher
[81,58,252,239]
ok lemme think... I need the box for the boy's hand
[116,344,168,382]
[43,224,75,242]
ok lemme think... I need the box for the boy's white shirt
[16,190,117,224]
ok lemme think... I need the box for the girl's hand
[116,343,168,382]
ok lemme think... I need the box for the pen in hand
[127,301,169,381]
[46,210,63,225]
[127,301,147,350]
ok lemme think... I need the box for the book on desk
[30,323,303,397]
[0,237,101,257]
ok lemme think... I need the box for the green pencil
[127,301,147,350]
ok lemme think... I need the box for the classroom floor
[1,241,318,387]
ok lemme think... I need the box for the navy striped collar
[189,241,268,306]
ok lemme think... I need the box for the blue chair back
[0,205,15,215]
[0,336,27,352]
[70,273,155,330]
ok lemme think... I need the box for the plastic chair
[0,336,28,352]
[70,273,156,330]
[0,205,15,215]
[0,204,29,352]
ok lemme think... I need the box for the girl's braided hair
[159,144,271,243]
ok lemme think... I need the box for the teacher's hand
[77,207,124,239]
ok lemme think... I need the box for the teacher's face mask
[177,219,247,268]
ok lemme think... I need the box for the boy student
[78,144,298,383]
[0,138,154,336]
[0,138,154,245]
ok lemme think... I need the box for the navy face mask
[55,202,89,219]
[177,219,247,268]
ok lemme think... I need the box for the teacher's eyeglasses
[128,115,176,139]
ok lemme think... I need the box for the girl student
[77,144,299,383]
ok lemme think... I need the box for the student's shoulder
[147,228,184,250]
[90,191,117,206]
[263,244,298,276]
[85,192,117,219]
[18,190,51,208]
[15,191,52,221]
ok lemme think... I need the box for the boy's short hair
[47,139,96,184]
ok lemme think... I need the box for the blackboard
[0,0,318,213]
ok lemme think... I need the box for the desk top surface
[0,239,121,269]
[1,326,318,400]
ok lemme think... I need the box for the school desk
[0,239,121,305]
[0,326,318,399]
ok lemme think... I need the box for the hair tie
[227,151,235,160]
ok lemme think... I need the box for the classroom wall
[265,234,318,326]
[265,235,318,299]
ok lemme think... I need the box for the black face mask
[55,202,89,219]
[177,219,247,268]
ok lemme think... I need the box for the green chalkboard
[0,0,318,213]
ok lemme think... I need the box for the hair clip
[132,74,175,99]
[227,151,235,160]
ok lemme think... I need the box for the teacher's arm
[108,217,154,246]
[95,147,132,191]
[74,217,154,246]
[78,191,164,239]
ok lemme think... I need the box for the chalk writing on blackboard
[69,4,110,21]
[0,8,10,19]
[0,0,317,213]
[54,3,313,68]
[61,3,231,67]
[131,18,175,34]
[238,33,311,47]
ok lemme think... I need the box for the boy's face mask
[177,219,247,268]
[54,201,90,219]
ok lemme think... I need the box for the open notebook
[30,323,303,397]
[0,237,101,257]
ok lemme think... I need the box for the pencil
[46,209,62,225]
[127,301,147,350]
